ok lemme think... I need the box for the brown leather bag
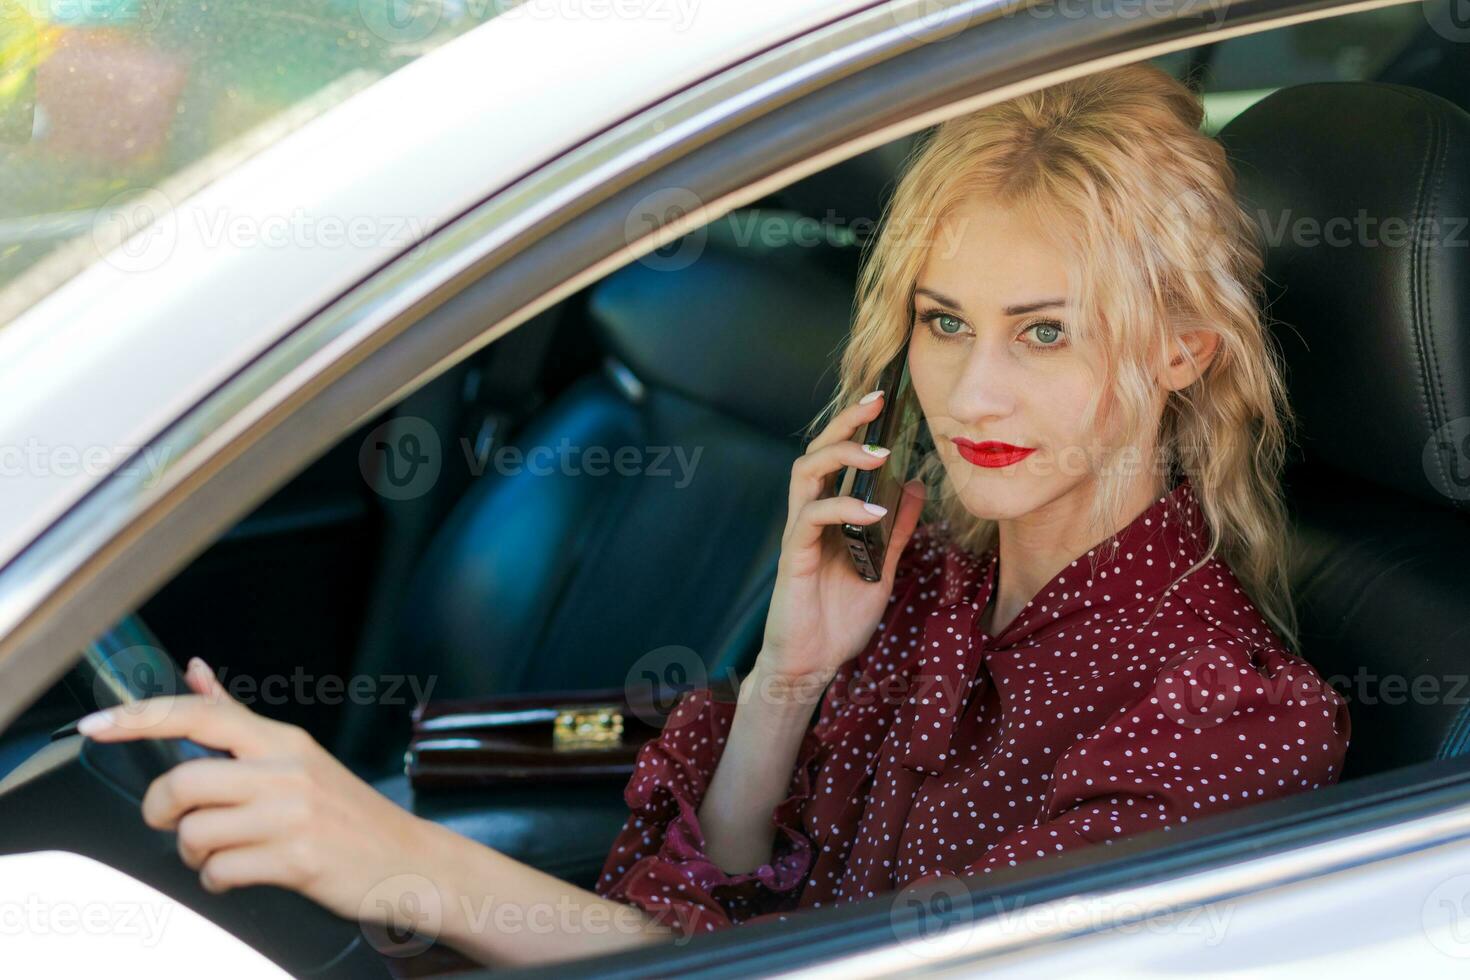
[405,686,679,790]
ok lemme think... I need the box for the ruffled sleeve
[960,639,1351,875]
[593,687,824,936]
[594,523,950,935]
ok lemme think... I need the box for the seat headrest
[588,210,856,439]
[1219,82,1470,512]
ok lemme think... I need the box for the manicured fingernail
[862,443,890,457]
[77,710,114,736]
[863,502,888,516]
[859,390,883,405]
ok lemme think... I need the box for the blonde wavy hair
[805,60,1301,652]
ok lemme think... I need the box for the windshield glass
[0,0,496,318]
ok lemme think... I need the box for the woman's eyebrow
[913,286,1067,316]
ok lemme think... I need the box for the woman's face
[907,194,1157,523]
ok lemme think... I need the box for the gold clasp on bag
[553,704,624,751]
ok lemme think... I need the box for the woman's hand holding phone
[696,389,926,874]
[757,389,927,696]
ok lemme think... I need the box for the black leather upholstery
[375,775,633,890]
[369,210,863,881]
[1220,82,1470,777]
[357,144,915,779]
[384,214,854,714]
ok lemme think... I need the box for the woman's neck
[982,474,1167,639]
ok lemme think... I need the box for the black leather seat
[354,134,917,885]
[1219,81,1470,779]
[364,208,876,883]
[343,134,920,779]
[354,214,859,769]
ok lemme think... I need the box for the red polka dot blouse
[595,476,1351,935]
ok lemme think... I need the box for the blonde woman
[77,61,1350,965]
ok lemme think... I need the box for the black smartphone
[832,351,927,581]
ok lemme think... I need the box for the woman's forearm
[414,816,676,967]
[695,654,828,874]
[400,656,829,965]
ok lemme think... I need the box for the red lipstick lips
[952,438,1036,469]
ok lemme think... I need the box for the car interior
[2,2,1469,975]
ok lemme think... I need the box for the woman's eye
[920,310,967,339]
[1022,320,1067,348]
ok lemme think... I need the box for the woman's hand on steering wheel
[77,658,433,923]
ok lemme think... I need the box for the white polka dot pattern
[593,477,1352,936]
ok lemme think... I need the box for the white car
[1,0,1468,976]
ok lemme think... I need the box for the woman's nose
[946,339,1020,426]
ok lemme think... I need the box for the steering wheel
[62,614,387,978]
[72,615,232,796]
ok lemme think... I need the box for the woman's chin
[946,472,1050,521]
